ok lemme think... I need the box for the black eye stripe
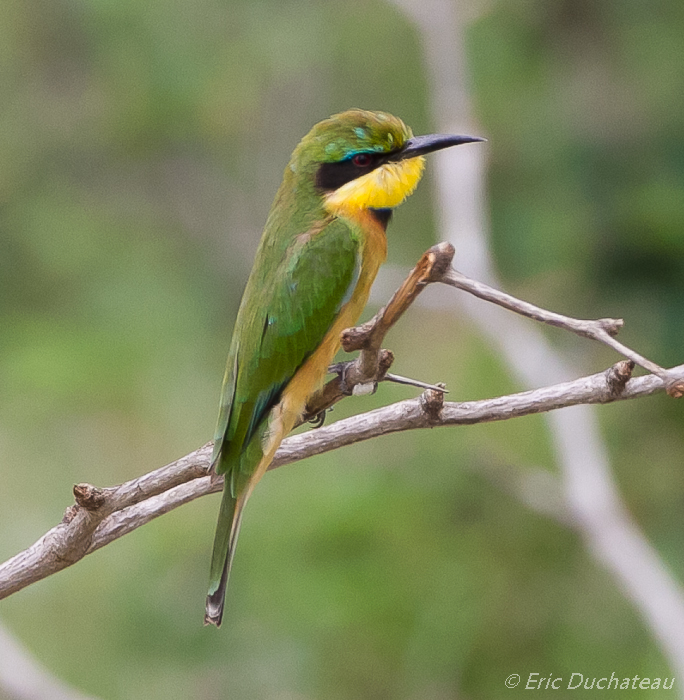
[315,152,384,191]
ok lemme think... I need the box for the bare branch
[442,267,684,396]
[1,358,679,601]
[340,241,455,354]
[0,446,211,600]
[1,231,681,601]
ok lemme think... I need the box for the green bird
[205,109,482,626]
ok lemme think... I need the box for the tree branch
[1,351,679,600]
[299,241,457,424]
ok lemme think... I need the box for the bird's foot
[307,409,329,428]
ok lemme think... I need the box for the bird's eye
[351,153,372,167]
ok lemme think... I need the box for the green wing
[212,216,361,493]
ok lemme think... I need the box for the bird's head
[287,109,483,219]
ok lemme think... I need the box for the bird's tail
[204,486,245,627]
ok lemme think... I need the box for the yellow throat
[323,156,426,216]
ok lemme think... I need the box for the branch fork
[300,242,457,425]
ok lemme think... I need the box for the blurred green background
[1,0,684,698]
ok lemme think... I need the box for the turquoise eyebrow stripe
[341,145,387,160]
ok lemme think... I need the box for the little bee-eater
[205,109,482,626]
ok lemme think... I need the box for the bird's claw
[308,409,328,428]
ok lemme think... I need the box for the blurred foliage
[1,0,683,698]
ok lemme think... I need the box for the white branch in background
[389,0,684,689]
[0,622,101,700]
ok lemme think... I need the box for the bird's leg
[329,356,446,396]
[327,360,358,396]
[329,360,378,396]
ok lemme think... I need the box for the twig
[442,267,684,397]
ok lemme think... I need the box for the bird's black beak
[392,133,485,161]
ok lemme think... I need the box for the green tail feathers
[204,487,244,627]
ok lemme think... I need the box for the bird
[205,109,482,626]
